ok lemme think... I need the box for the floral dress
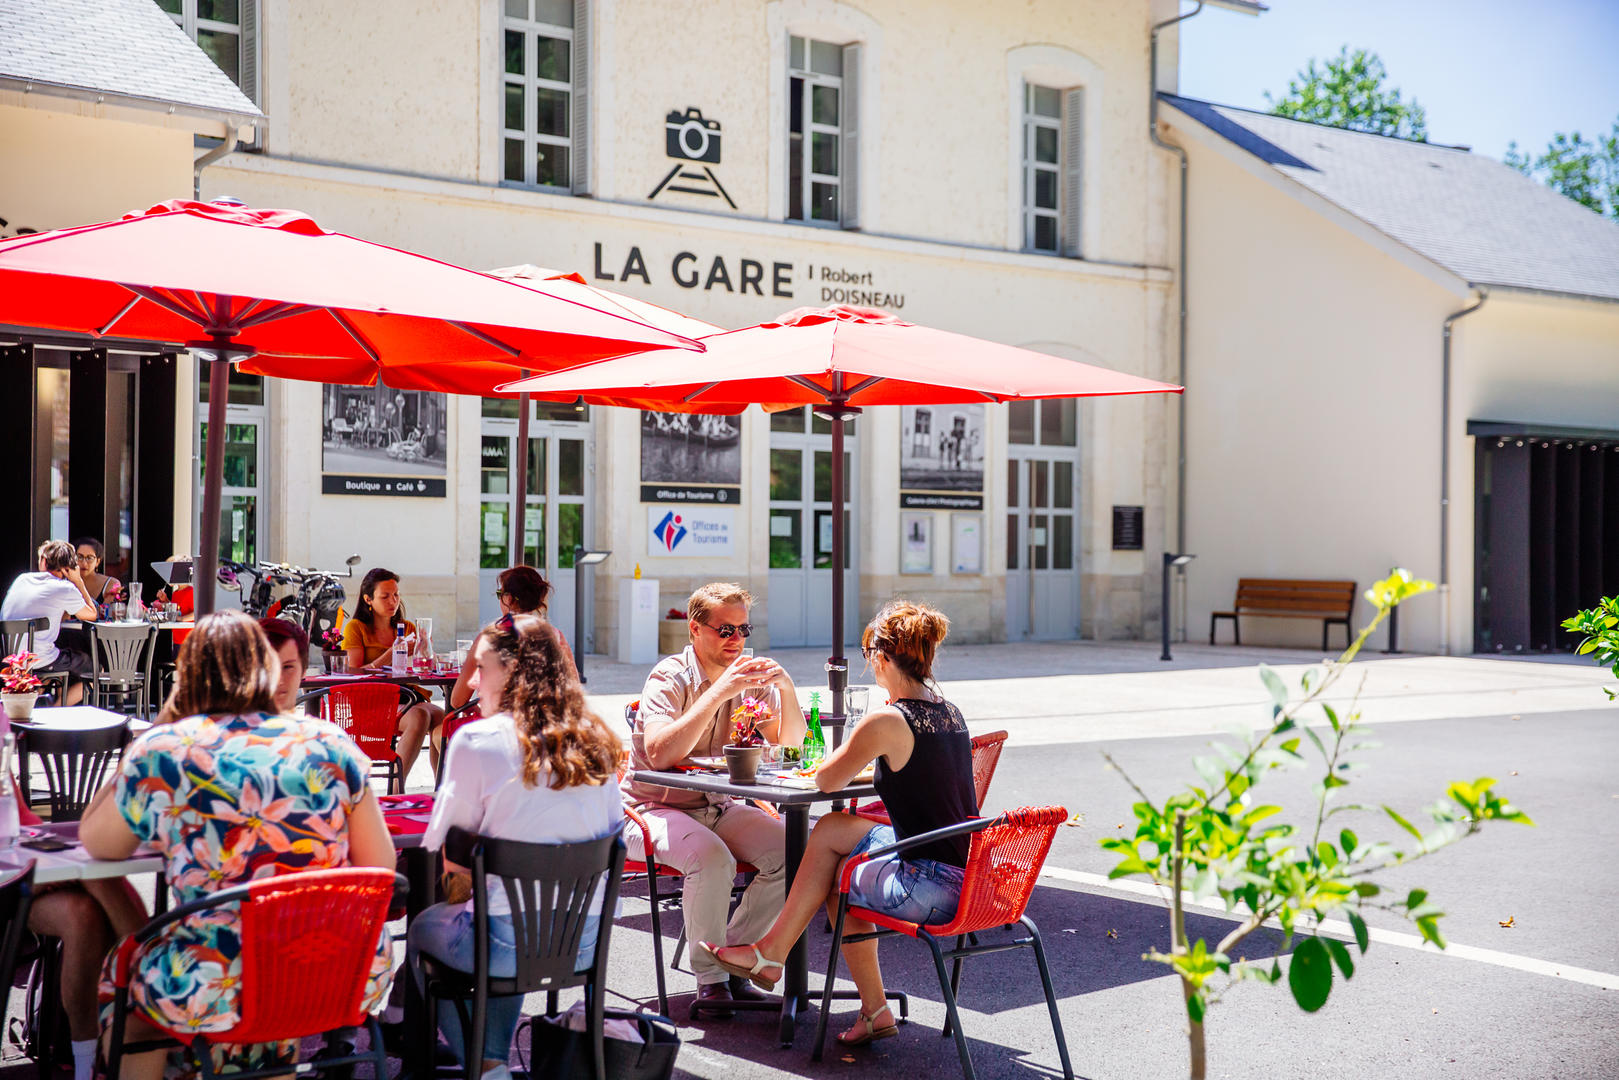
[98,712,396,1077]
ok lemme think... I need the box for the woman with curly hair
[410,614,623,1080]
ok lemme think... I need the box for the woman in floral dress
[81,610,398,1080]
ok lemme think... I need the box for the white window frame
[1005,46,1104,260]
[788,37,845,227]
[1022,83,1063,253]
[501,3,576,192]
[161,0,258,106]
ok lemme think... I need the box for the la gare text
[592,243,905,308]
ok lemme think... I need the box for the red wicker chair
[854,729,1010,826]
[813,806,1073,1080]
[434,698,482,786]
[297,681,424,794]
[104,867,403,1080]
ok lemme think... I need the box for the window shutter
[238,0,259,104]
[570,0,591,195]
[1062,87,1083,257]
[840,42,861,230]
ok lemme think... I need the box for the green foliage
[1505,117,1619,220]
[1561,596,1619,699]
[1100,570,1533,1080]
[1265,47,1428,142]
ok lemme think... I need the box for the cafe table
[628,765,890,1046]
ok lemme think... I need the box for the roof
[0,0,262,129]
[1161,94,1619,304]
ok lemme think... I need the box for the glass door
[478,401,591,642]
[195,367,265,610]
[1005,400,1080,640]
[768,408,855,648]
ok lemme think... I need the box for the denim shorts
[845,824,965,926]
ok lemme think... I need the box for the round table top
[12,705,149,733]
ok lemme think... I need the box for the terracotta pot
[2,693,36,721]
[723,744,763,784]
[658,621,689,656]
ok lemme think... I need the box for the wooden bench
[1210,579,1356,650]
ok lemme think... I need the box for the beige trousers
[626,800,786,985]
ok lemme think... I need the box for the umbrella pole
[194,339,233,617]
[826,386,854,737]
[511,389,531,564]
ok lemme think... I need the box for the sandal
[836,1005,898,1047]
[698,942,783,991]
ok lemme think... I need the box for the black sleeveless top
[872,698,977,868]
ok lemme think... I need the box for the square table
[628,767,879,1046]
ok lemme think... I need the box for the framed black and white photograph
[899,404,986,508]
[900,511,933,574]
[640,410,744,503]
[321,383,448,497]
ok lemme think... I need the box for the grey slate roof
[1162,94,1619,303]
[0,0,261,124]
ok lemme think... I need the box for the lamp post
[572,545,610,683]
[1161,552,1195,661]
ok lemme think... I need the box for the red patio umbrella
[499,304,1182,720]
[0,200,702,613]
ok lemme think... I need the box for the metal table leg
[778,803,809,1046]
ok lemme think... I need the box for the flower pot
[723,744,763,784]
[658,621,688,657]
[2,694,36,721]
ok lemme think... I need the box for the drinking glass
[739,648,755,661]
[112,603,127,622]
[845,686,870,731]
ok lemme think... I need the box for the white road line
[1038,865,1619,991]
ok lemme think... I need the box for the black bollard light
[571,545,611,683]
[1161,552,1195,661]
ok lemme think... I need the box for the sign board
[1112,505,1144,551]
[647,506,735,557]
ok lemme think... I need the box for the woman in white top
[410,613,623,1080]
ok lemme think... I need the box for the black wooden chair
[420,823,626,1080]
[17,723,132,821]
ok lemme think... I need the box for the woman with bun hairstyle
[446,565,572,712]
[702,600,975,1049]
[411,614,622,1077]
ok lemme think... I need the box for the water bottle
[803,691,826,768]
[0,735,19,851]
[391,624,409,674]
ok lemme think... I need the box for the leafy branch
[1561,595,1619,699]
[1099,570,1533,1080]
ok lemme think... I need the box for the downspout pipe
[1439,288,1487,656]
[193,130,245,200]
[1150,1,1203,640]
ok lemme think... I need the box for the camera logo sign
[649,108,736,209]
[648,506,734,557]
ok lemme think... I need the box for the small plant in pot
[724,700,771,783]
[318,627,346,672]
[2,653,43,721]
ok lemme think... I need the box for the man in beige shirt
[623,582,805,1015]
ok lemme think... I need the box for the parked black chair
[17,723,132,821]
[0,618,69,704]
[0,864,37,1014]
[86,622,157,718]
[420,823,626,1080]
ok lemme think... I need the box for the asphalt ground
[1,645,1613,1078]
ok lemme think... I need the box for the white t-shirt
[424,712,624,917]
[1,573,88,667]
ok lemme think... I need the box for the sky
[1177,0,1619,162]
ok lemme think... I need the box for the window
[788,35,859,227]
[502,0,589,193]
[1008,400,1076,446]
[159,0,257,102]
[1021,82,1082,255]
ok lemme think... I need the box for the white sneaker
[480,1066,512,1080]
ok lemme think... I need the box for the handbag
[519,1009,679,1080]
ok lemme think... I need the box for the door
[767,408,857,648]
[195,367,265,611]
[478,400,592,643]
[1005,400,1080,640]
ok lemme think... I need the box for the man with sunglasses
[622,582,806,1015]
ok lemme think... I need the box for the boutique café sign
[590,241,907,311]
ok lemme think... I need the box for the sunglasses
[494,589,508,600]
[861,645,883,661]
[704,622,753,640]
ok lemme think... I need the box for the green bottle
[804,691,827,767]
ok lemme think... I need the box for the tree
[1563,595,1619,696]
[1100,571,1532,1080]
[1504,117,1619,220]
[1265,47,1428,142]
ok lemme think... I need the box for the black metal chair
[17,723,132,821]
[420,823,626,1080]
[0,618,68,704]
[86,622,158,718]
[0,863,37,1017]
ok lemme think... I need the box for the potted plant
[723,699,770,784]
[658,607,689,656]
[2,653,43,721]
[318,627,347,673]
